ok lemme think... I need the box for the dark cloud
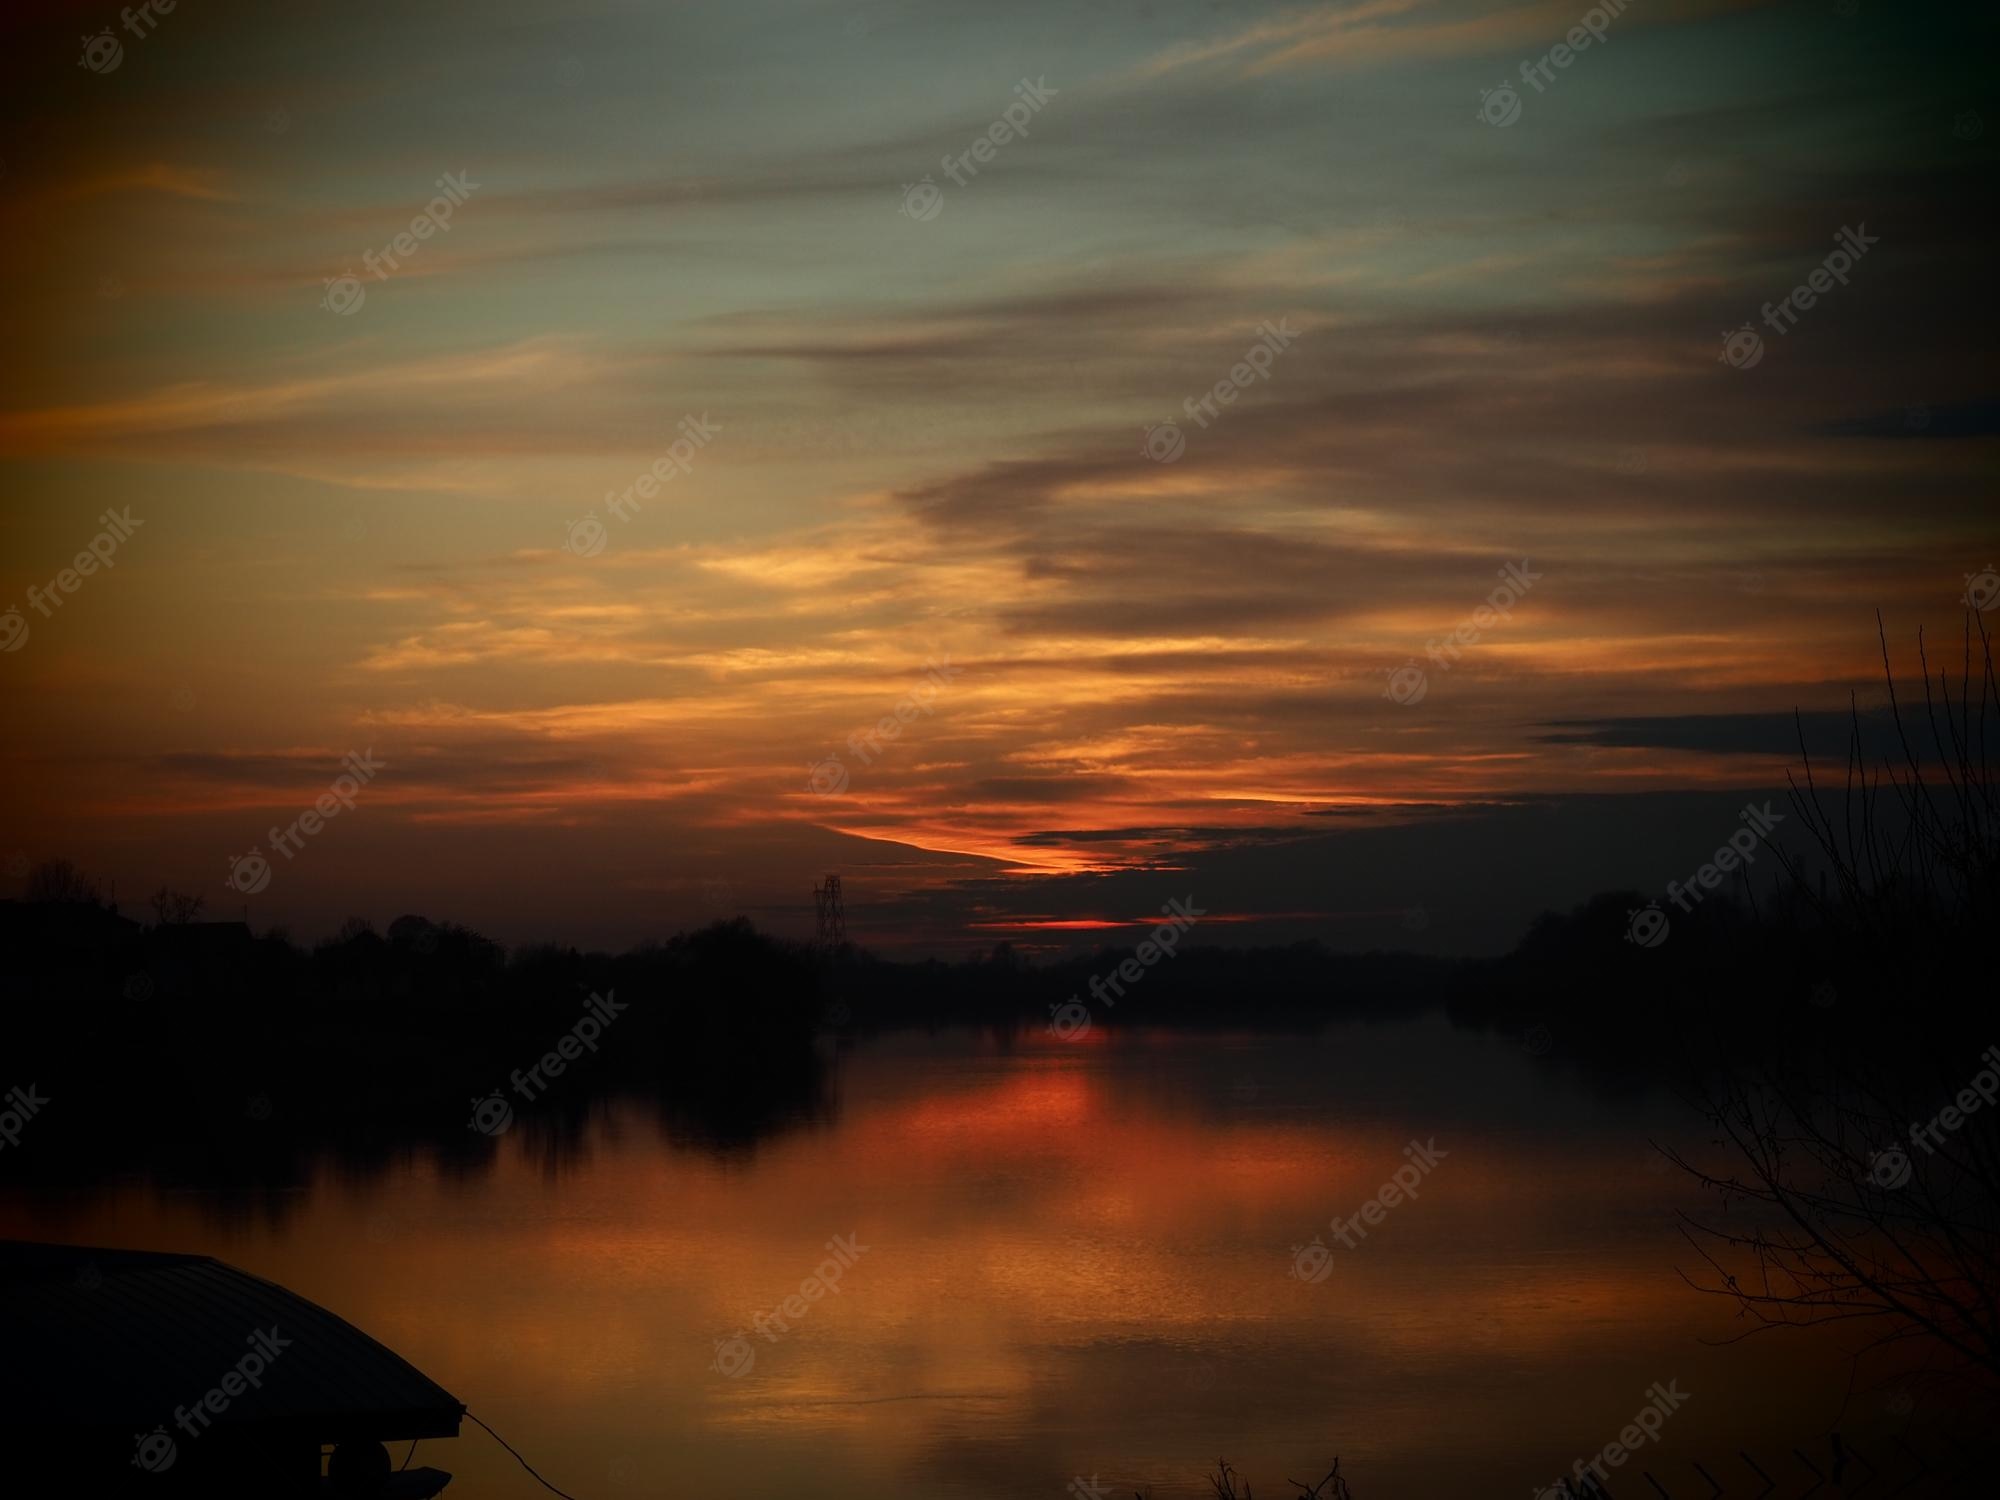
[1535,710,1902,762]
[1819,399,2000,439]
[858,788,1822,957]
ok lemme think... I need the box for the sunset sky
[1,0,1992,952]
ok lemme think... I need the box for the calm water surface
[3,1018,1863,1497]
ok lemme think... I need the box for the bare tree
[24,858,102,904]
[1668,1052,2000,1384]
[1768,611,1999,949]
[1674,612,2000,1386]
[150,886,206,925]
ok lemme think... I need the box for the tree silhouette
[24,858,102,904]
[151,886,206,925]
[1674,613,2000,1386]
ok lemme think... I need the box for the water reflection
[0,1022,1924,1497]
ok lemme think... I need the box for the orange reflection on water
[0,1025,1864,1499]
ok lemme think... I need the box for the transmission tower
[813,874,846,947]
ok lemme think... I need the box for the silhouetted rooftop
[0,1241,464,1442]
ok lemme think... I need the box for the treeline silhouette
[5,616,1994,1215]
[0,894,834,1197]
[0,850,1941,1200]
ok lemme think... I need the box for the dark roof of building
[0,1241,464,1441]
